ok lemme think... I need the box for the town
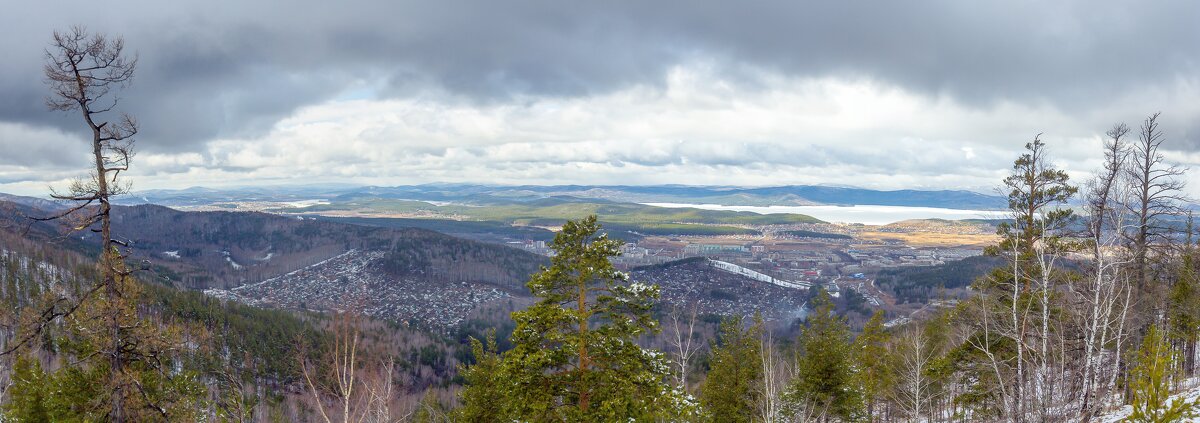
[514,219,996,317]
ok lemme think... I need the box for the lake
[642,203,1008,225]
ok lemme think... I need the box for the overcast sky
[3,1,1200,196]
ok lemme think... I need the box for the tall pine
[1168,232,1200,376]
[1127,325,1199,422]
[499,215,692,421]
[455,330,506,422]
[855,310,892,422]
[699,315,763,423]
[786,289,864,422]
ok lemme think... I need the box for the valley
[118,186,1003,329]
[4,187,1000,332]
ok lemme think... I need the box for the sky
[2,1,1200,196]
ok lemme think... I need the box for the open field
[855,231,999,248]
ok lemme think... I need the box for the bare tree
[41,26,138,237]
[890,325,938,422]
[758,326,788,423]
[1126,113,1187,295]
[1073,123,1136,418]
[0,26,143,422]
[665,303,703,391]
[361,356,399,423]
[299,310,366,423]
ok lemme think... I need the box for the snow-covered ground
[708,259,811,289]
[203,249,510,329]
[1099,384,1200,422]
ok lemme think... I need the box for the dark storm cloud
[1,0,1198,155]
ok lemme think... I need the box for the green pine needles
[1126,325,1200,423]
[457,215,695,422]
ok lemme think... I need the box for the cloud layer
[2,1,1200,195]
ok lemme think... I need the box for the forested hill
[875,254,1004,303]
[1,200,548,328]
[103,204,547,291]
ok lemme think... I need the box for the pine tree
[3,355,53,422]
[1168,240,1200,376]
[1127,325,1199,423]
[699,315,763,423]
[966,137,1076,420]
[856,310,892,422]
[455,330,508,422]
[786,289,864,422]
[52,257,204,421]
[500,215,692,422]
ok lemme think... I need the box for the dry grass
[856,231,999,248]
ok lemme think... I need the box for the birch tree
[299,311,366,423]
[666,303,704,391]
[968,137,1076,422]
[889,325,938,422]
[1074,123,1136,418]
[759,323,789,423]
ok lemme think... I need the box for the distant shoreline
[641,202,1007,225]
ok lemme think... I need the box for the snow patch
[163,251,180,259]
[708,259,810,289]
[282,199,329,208]
[1098,384,1200,422]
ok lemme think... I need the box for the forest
[4,26,1200,423]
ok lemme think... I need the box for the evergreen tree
[855,310,892,422]
[500,215,692,422]
[37,257,203,422]
[4,355,53,422]
[699,315,763,423]
[455,330,507,422]
[1168,240,1200,376]
[964,137,1076,420]
[1127,325,1199,423]
[786,289,864,422]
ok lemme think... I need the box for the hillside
[101,205,543,288]
[3,201,547,329]
[0,211,508,409]
[875,255,1004,303]
[631,257,811,322]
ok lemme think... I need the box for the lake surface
[643,203,1008,225]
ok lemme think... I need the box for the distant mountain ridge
[109,183,1006,210]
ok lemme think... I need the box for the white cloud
[6,65,1200,197]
